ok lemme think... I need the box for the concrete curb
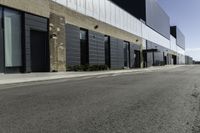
[0,65,183,85]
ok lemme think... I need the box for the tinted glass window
[80,30,87,40]
[4,8,22,67]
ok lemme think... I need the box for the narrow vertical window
[80,29,88,65]
[4,9,22,67]
[123,41,129,67]
[104,35,110,67]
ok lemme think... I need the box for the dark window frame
[1,6,24,73]
[80,28,89,65]
[104,35,110,68]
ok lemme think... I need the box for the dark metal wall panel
[110,0,146,21]
[146,0,170,39]
[176,28,185,50]
[170,26,176,38]
[129,44,135,68]
[24,13,48,72]
[0,7,3,73]
[146,41,154,67]
[129,43,141,68]
[146,41,166,67]
[111,0,170,39]
[147,52,153,67]
[110,37,124,69]
[110,37,118,69]
[88,31,105,65]
[170,26,185,50]
[118,40,124,68]
[66,24,81,66]
[154,52,164,65]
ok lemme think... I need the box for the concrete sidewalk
[0,65,183,85]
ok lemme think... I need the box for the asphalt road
[1,65,200,133]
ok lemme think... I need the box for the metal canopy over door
[30,30,48,72]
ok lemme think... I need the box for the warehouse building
[111,0,186,67]
[0,0,186,73]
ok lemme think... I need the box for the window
[123,41,130,67]
[80,29,88,65]
[4,9,22,67]
[80,30,87,40]
[104,36,110,67]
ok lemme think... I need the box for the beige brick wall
[0,0,50,17]
[50,1,142,46]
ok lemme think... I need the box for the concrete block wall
[49,13,66,72]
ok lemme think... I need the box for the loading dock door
[30,30,48,72]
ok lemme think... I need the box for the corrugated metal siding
[24,13,48,72]
[110,37,124,69]
[88,31,105,65]
[66,24,81,66]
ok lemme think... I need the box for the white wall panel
[52,0,143,42]
[142,23,170,49]
[136,20,142,37]
[93,0,100,20]
[125,13,129,32]
[130,17,134,34]
[105,0,111,24]
[177,46,185,55]
[123,11,127,31]
[115,6,120,28]
[119,8,123,29]
[99,0,106,22]
[85,0,93,17]
[170,35,177,52]
[67,0,77,10]
[110,2,116,26]
[127,14,131,33]
[77,0,86,14]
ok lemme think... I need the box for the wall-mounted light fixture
[94,25,99,29]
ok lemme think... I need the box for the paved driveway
[0,65,200,133]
